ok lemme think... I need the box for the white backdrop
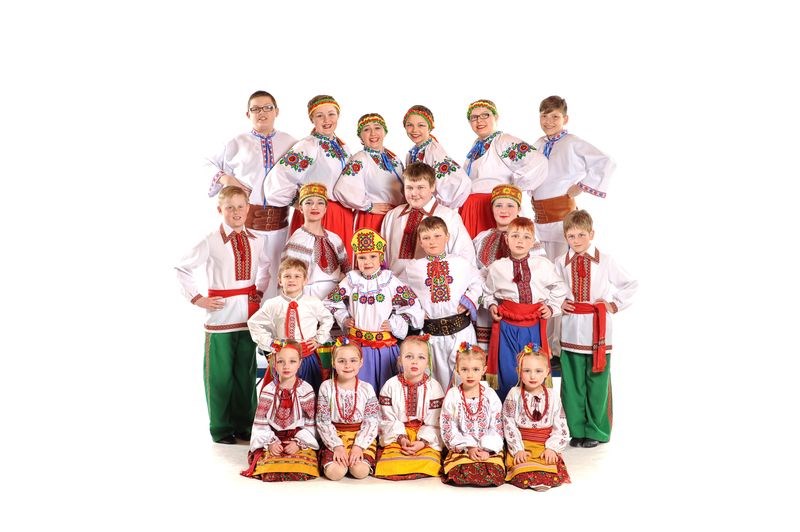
[3,0,796,529]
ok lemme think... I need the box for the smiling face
[279,267,307,298]
[311,103,339,137]
[274,347,301,383]
[491,198,520,230]
[355,252,381,276]
[400,340,429,382]
[418,227,448,257]
[218,193,249,231]
[333,345,363,383]
[359,122,386,151]
[564,226,594,255]
[404,114,431,146]
[404,178,434,209]
[468,106,497,139]
[539,109,568,138]
[456,354,486,393]
[247,95,278,134]
[519,355,549,392]
[300,196,327,223]
[506,227,536,259]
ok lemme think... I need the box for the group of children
[178,91,637,489]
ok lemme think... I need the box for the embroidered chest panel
[425,260,453,303]
[221,227,252,281]
[571,256,592,302]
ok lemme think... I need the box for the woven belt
[245,204,289,231]
[347,326,396,347]
[423,312,471,336]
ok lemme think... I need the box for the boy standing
[205,90,297,298]
[532,96,615,260]
[380,162,475,277]
[555,210,637,448]
[176,185,271,444]
[401,217,482,388]
[483,217,568,401]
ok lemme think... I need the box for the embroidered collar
[426,252,447,262]
[251,129,276,140]
[509,253,530,264]
[565,245,600,266]
[400,196,437,217]
[413,138,433,151]
[359,269,383,280]
[299,226,327,238]
[475,130,501,149]
[219,223,255,243]
[280,292,304,303]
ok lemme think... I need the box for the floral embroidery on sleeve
[279,151,314,172]
[501,142,533,162]
[342,159,363,176]
[433,157,460,179]
[392,285,418,306]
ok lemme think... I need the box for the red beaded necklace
[334,377,359,422]
[459,383,483,422]
[272,379,299,422]
[521,386,549,422]
[399,373,428,420]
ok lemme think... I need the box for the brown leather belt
[531,194,576,224]
[423,312,471,336]
[245,204,289,231]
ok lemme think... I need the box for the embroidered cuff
[578,181,607,198]
[459,295,478,321]
[610,301,619,314]
[190,294,203,305]
[208,170,225,197]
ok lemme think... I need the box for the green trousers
[204,331,257,441]
[559,349,612,442]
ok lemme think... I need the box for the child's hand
[514,450,531,465]
[380,320,392,331]
[333,446,348,466]
[489,305,501,322]
[405,440,426,455]
[370,202,394,215]
[596,299,616,313]
[268,441,283,456]
[467,447,490,461]
[566,185,582,198]
[343,318,355,329]
[540,448,558,465]
[456,303,467,314]
[539,304,553,319]
[562,300,575,313]
[302,339,319,352]
[283,441,300,455]
[196,296,225,311]
[348,445,364,466]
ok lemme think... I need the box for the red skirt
[459,193,495,239]
[290,200,356,261]
[354,210,386,234]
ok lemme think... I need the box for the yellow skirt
[252,447,320,479]
[374,425,442,479]
[319,428,377,468]
[504,440,558,480]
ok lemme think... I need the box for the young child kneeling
[315,339,379,480]
[241,341,319,482]
[440,343,505,487]
[374,336,445,480]
[503,344,571,491]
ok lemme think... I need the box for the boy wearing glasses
[205,90,297,297]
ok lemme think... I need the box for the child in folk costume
[325,229,424,393]
[555,210,637,448]
[473,184,545,351]
[374,336,445,480]
[241,342,320,482]
[247,257,334,392]
[281,183,349,300]
[205,91,297,299]
[460,99,548,239]
[176,185,271,444]
[402,104,471,209]
[440,343,505,487]
[380,162,475,278]
[333,113,405,234]
[533,96,615,260]
[483,217,568,402]
[264,94,355,246]
[503,344,571,491]
[401,216,482,389]
[316,339,380,480]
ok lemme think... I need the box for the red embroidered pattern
[379,395,392,406]
[428,398,443,409]
[425,257,453,303]
[571,254,591,302]
[205,322,248,331]
[399,208,424,259]
[510,256,533,304]
[478,229,510,267]
[561,341,613,352]
[220,226,253,281]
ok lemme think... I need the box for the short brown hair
[248,90,277,110]
[507,216,535,235]
[417,216,448,236]
[217,185,249,205]
[403,162,436,187]
[539,95,567,115]
[562,209,593,234]
[278,257,308,278]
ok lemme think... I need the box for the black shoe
[570,438,584,447]
[581,439,600,448]
[234,432,251,441]
[215,435,237,445]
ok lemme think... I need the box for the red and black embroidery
[510,255,533,304]
[429,398,443,409]
[221,226,253,281]
[478,229,510,267]
[379,395,393,406]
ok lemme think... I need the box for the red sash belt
[274,427,302,442]
[404,419,423,430]
[570,302,608,373]
[332,422,362,432]
[487,300,549,383]
[519,426,552,443]
[208,285,260,317]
